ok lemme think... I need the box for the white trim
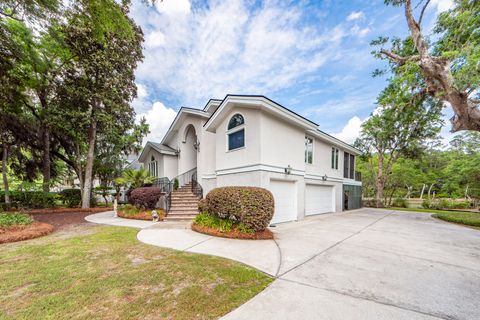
[202,174,217,179]
[307,129,361,155]
[161,108,209,145]
[343,179,362,186]
[226,113,246,152]
[304,174,343,183]
[216,163,304,176]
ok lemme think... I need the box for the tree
[373,0,480,132]
[355,90,443,206]
[115,169,155,190]
[60,0,144,208]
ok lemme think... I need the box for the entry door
[305,184,334,216]
[269,180,297,224]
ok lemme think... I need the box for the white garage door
[305,184,334,216]
[269,180,297,224]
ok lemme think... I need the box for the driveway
[223,209,480,320]
[87,209,480,319]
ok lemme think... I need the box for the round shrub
[129,187,162,210]
[205,186,274,231]
[198,198,207,212]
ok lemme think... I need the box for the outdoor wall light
[284,165,292,175]
[322,174,328,181]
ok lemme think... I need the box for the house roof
[203,94,361,155]
[161,107,209,145]
[138,141,177,162]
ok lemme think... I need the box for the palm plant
[115,168,155,189]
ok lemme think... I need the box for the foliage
[194,212,255,234]
[173,178,179,191]
[129,187,162,210]
[373,0,480,131]
[0,191,58,209]
[432,211,480,228]
[205,187,274,231]
[58,189,81,208]
[115,169,155,189]
[392,198,408,208]
[0,212,33,227]
[197,198,207,212]
[117,204,141,215]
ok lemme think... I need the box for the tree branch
[379,49,420,65]
[418,0,431,26]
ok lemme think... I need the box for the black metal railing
[173,167,197,188]
[153,177,172,193]
[191,171,203,199]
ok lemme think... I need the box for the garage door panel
[270,180,297,224]
[305,185,334,216]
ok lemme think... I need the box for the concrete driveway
[223,209,480,320]
[88,209,480,319]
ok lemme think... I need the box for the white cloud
[430,0,454,13]
[332,116,364,144]
[346,11,364,21]
[136,83,148,98]
[136,101,177,144]
[155,0,191,15]
[350,25,370,38]
[131,0,353,106]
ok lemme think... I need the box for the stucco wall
[215,107,261,171]
[177,115,203,176]
[162,154,178,180]
[141,148,164,177]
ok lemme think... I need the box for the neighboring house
[138,94,362,224]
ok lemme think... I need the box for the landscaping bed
[192,222,273,240]
[390,207,480,229]
[0,212,54,244]
[117,204,165,221]
[24,207,113,214]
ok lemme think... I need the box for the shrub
[0,191,58,209]
[198,199,207,212]
[173,178,179,191]
[58,189,82,208]
[392,197,407,208]
[206,186,274,231]
[0,212,34,227]
[129,187,162,210]
[422,199,432,209]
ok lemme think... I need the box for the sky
[129,0,455,145]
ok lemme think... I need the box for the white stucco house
[138,95,362,224]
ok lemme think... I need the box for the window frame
[331,147,339,170]
[148,158,158,177]
[343,151,355,179]
[305,136,314,165]
[226,113,246,152]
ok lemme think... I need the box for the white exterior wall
[162,154,178,180]
[177,115,203,176]
[142,148,163,177]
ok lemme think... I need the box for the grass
[0,212,33,227]
[118,204,142,215]
[0,226,272,319]
[389,207,480,228]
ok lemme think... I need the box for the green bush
[193,212,255,234]
[0,212,34,227]
[205,186,274,231]
[392,198,407,208]
[58,189,82,208]
[0,191,58,209]
[173,179,179,191]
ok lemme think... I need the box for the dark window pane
[349,154,355,179]
[228,114,244,130]
[228,129,245,150]
[335,149,339,170]
[344,152,349,178]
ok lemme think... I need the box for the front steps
[166,183,200,221]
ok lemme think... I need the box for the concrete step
[170,206,198,211]
[171,195,199,200]
[169,210,198,215]
[166,216,196,221]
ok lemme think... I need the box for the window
[227,114,245,151]
[331,147,339,170]
[305,136,313,164]
[148,155,158,177]
[343,152,355,179]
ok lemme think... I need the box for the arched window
[228,114,244,130]
[227,114,245,151]
[148,155,158,177]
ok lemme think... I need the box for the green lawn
[390,207,480,228]
[0,226,272,319]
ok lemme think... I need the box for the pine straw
[117,209,165,221]
[22,207,113,215]
[191,223,274,240]
[0,222,54,244]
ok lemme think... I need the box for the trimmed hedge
[0,191,58,209]
[58,189,82,208]
[205,186,274,231]
[129,187,162,210]
[198,198,207,212]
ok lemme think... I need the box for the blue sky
[129,0,454,144]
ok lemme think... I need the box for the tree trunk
[82,116,97,209]
[375,154,385,207]
[2,145,10,207]
[42,128,51,192]
[420,184,426,199]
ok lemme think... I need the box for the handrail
[156,168,203,213]
[191,171,203,199]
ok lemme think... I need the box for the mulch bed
[0,222,54,244]
[24,207,113,215]
[117,210,165,221]
[191,223,274,240]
